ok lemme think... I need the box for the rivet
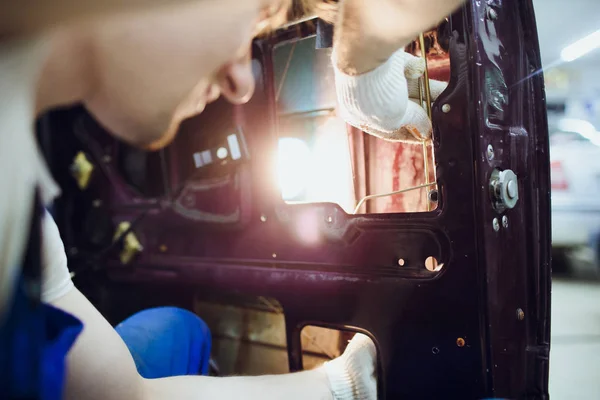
[456,338,466,347]
[442,103,451,113]
[216,147,228,160]
[493,218,500,232]
[260,215,267,222]
[487,144,495,161]
[428,189,439,203]
[502,215,509,228]
[432,347,440,355]
[272,253,277,259]
[517,308,525,321]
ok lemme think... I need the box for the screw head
[487,145,494,161]
[517,308,525,321]
[493,218,500,232]
[502,215,509,228]
[260,214,267,222]
[272,253,277,259]
[456,337,466,347]
[442,103,451,113]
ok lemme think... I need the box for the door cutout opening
[194,295,354,375]
[300,326,357,369]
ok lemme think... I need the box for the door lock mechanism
[489,169,519,212]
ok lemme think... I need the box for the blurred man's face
[0,0,289,315]
[80,0,284,149]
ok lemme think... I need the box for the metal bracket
[70,151,94,190]
[489,169,519,212]
[113,222,143,264]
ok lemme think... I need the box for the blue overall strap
[0,194,83,400]
[0,193,44,399]
[42,304,83,400]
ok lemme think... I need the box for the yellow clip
[113,222,143,264]
[70,151,94,190]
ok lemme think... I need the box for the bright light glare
[308,119,355,213]
[277,138,312,200]
[560,29,600,62]
[276,118,356,214]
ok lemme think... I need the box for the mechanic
[0,1,463,399]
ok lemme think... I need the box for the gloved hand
[333,48,447,143]
[321,333,377,400]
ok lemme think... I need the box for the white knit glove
[333,48,447,142]
[321,333,377,400]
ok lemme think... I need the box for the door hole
[425,256,444,272]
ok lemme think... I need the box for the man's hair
[259,0,338,34]
[301,0,337,23]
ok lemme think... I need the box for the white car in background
[550,118,600,274]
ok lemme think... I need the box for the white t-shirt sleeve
[0,37,62,310]
[41,210,74,303]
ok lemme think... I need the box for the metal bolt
[456,338,466,348]
[487,144,494,161]
[432,347,440,355]
[487,7,498,20]
[260,214,267,222]
[493,218,500,232]
[507,180,517,199]
[428,189,439,203]
[502,215,509,228]
[517,308,525,321]
[92,199,102,208]
[326,216,333,223]
[490,169,519,211]
[442,103,451,113]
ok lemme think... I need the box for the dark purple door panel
[41,1,550,398]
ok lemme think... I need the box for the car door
[41,1,551,398]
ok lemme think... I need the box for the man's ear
[215,54,255,105]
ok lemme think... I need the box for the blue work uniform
[0,198,211,399]
[0,196,81,400]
